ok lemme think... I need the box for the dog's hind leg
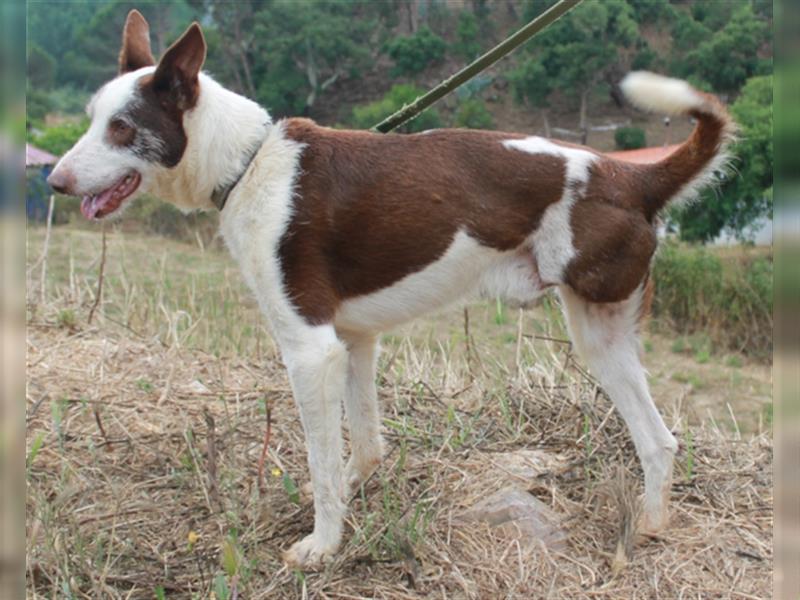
[558,285,678,533]
[280,325,349,568]
[340,333,385,492]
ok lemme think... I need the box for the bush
[385,26,446,77]
[454,11,481,60]
[651,241,772,358]
[32,120,89,156]
[614,126,646,150]
[453,99,494,130]
[351,84,442,133]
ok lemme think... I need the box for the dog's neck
[149,73,271,212]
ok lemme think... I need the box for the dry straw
[26,226,772,598]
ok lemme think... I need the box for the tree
[454,11,481,61]
[385,26,446,77]
[32,120,90,156]
[27,44,56,90]
[684,3,771,94]
[454,99,493,129]
[674,75,773,242]
[519,0,640,144]
[614,126,646,150]
[350,84,441,133]
[247,1,377,116]
[509,58,552,136]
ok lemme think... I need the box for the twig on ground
[38,194,56,302]
[88,224,108,324]
[204,409,222,511]
[257,405,272,494]
[93,407,113,452]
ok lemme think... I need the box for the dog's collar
[210,128,269,212]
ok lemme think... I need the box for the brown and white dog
[48,11,735,568]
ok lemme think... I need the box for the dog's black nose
[46,169,74,195]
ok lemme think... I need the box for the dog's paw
[283,534,337,570]
[639,506,669,535]
[300,481,314,505]
[344,456,381,494]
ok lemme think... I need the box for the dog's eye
[110,119,130,133]
[108,119,135,145]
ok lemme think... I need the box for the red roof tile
[26,144,58,167]
[606,144,681,164]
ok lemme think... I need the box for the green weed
[282,472,300,505]
[683,429,695,482]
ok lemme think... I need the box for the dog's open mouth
[80,172,141,220]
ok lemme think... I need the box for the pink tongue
[80,187,116,220]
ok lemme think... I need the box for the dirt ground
[26,225,772,598]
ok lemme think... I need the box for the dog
[47,11,734,569]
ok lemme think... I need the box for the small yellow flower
[187,531,199,548]
[271,467,282,477]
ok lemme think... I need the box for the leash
[372,0,584,134]
[213,0,585,207]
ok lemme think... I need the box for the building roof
[26,143,58,167]
[606,144,681,164]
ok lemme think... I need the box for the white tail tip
[620,71,705,116]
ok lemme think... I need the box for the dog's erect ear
[152,23,206,111]
[119,10,155,74]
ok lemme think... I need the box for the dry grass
[26,225,772,599]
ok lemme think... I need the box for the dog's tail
[619,71,736,220]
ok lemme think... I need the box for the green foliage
[683,3,771,93]
[454,99,493,130]
[627,0,675,24]
[614,126,646,150]
[351,84,441,133]
[652,242,773,357]
[454,11,482,60]
[249,1,376,115]
[282,472,300,505]
[385,26,446,77]
[27,44,56,90]
[518,0,640,115]
[31,120,89,156]
[26,89,53,128]
[670,7,712,53]
[631,44,658,71]
[674,75,773,242]
[509,58,550,108]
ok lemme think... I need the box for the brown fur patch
[151,23,206,111]
[565,103,729,304]
[119,10,155,74]
[123,75,188,167]
[279,120,567,324]
[276,93,730,324]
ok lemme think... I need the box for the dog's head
[47,10,207,219]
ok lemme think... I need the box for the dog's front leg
[280,328,349,569]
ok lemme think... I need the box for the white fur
[477,251,545,308]
[53,68,157,198]
[336,231,518,333]
[620,71,705,116]
[51,69,271,213]
[154,74,271,211]
[502,137,597,283]
[558,285,678,530]
[220,123,350,565]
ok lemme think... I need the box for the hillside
[26,0,773,240]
